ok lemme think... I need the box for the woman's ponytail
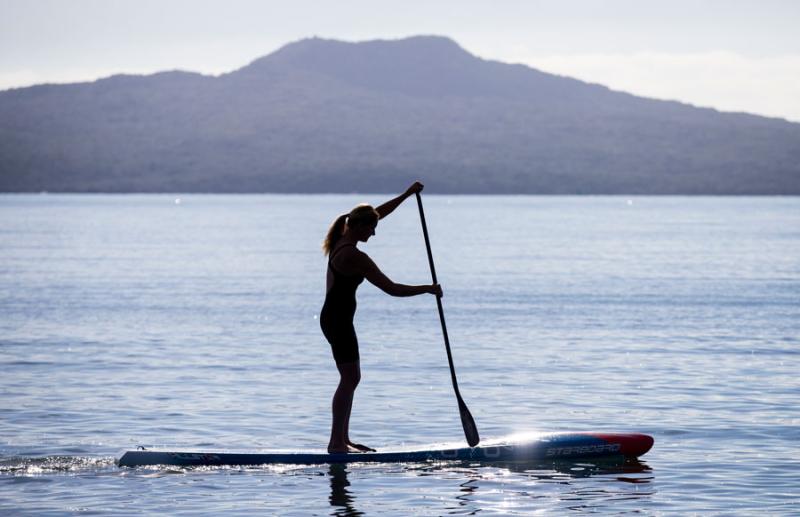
[322,214,348,256]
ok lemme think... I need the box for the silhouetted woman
[321,181,441,453]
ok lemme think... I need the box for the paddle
[415,192,480,447]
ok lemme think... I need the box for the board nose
[589,433,654,457]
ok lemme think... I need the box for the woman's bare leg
[344,397,375,453]
[328,361,361,453]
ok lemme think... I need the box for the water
[1,194,798,515]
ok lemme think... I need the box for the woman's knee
[338,362,361,388]
[344,369,361,389]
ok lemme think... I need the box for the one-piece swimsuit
[320,243,364,364]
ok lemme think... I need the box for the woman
[321,181,442,453]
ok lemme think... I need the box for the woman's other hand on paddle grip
[405,181,424,196]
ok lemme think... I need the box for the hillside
[1,36,798,193]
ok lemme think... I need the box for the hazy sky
[2,0,799,121]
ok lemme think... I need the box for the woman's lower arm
[376,182,422,219]
[389,283,433,297]
[375,191,410,220]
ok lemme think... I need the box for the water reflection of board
[118,432,653,467]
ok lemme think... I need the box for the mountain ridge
[1,35,798,193]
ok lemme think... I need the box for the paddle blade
[458,399,480,447]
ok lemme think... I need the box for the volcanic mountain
[1,36,798,193]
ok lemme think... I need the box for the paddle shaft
[415,195,459,391]
[415,192,479,446]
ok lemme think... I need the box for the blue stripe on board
[117,432,653,467]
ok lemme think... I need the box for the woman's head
[346,204,379,231]
[322,204,380,255]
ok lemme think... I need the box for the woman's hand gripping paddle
[415,192,480,447]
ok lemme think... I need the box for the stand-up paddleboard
[117,432,653,467]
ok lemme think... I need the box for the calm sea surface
[1,194,798,515]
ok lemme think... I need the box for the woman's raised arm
[375,181,424,220]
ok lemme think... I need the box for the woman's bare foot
[347,441,376,452]
[328,443,366,454]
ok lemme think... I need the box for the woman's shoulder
[331,243,366,260]
[331,244,371,268]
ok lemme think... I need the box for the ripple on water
[1,194,799,514]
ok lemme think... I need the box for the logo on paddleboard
[545,442,621,457]
[170,453,222,462]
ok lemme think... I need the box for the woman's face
[356,222,377,242]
